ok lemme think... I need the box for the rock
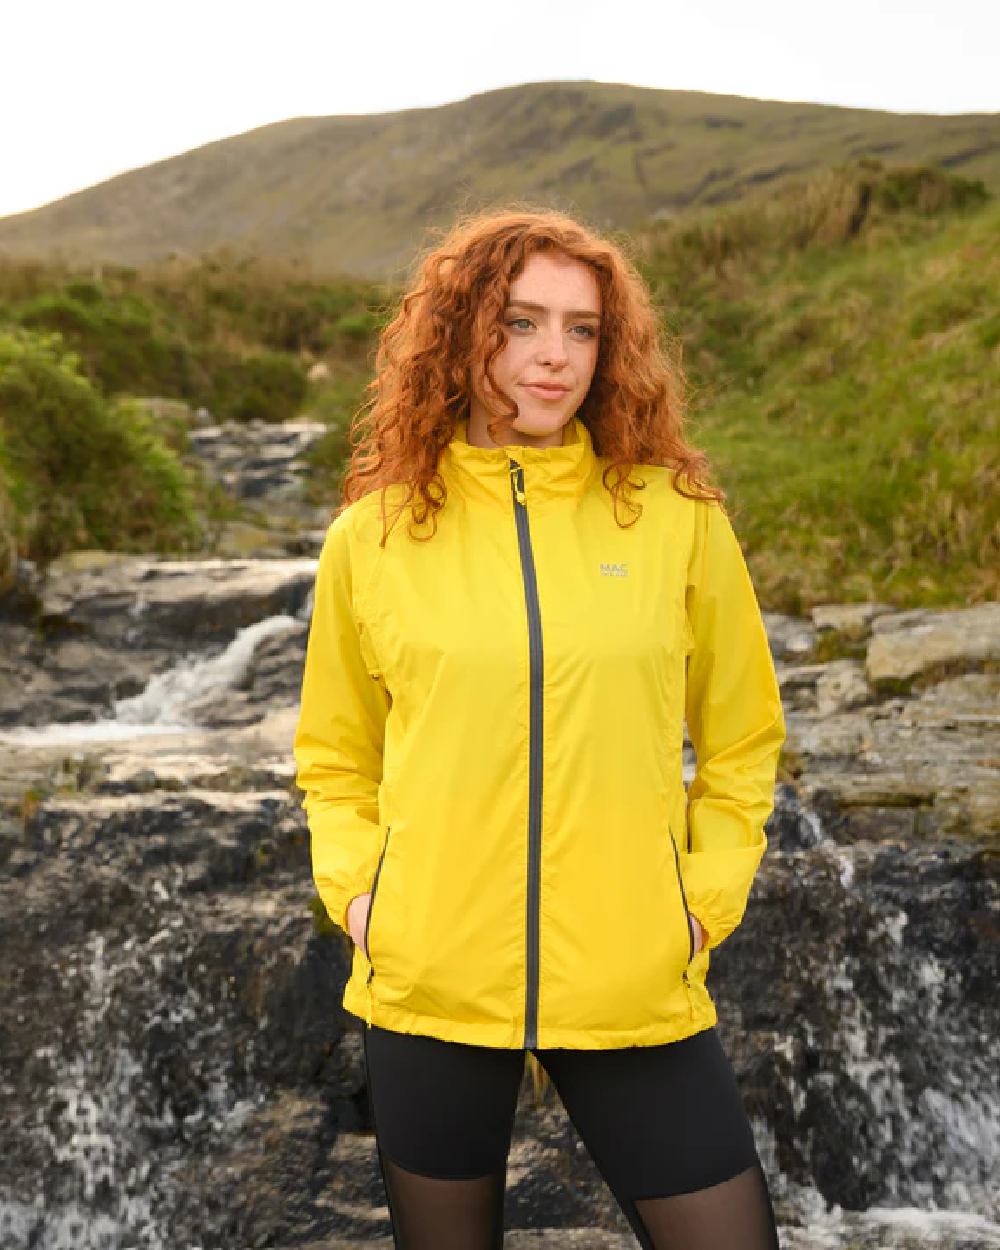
[776,610,1000,845]
[0,556,314,731]
[180,415,333,556]
[790,709,874,760]
[778,659,870,716]
[764,612,816,660]
[866,602,1000,689]
[40,554,316,646]
[816,659,871,717]
[3,538,1000,1245]
[811,601,895,637]
[187,418,327,502]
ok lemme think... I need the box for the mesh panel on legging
[378,1152,506,1250]
[623,1158,781,1250]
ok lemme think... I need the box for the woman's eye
[506,318,596,338]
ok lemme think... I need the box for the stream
[0,416,997,1249]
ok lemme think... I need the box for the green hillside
[636,161,998,610]
[0,80,997,281]
[0,160,996,610]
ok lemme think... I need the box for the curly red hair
[338,203,724,543]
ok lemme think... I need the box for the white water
[0,612,301,747]
[0,931,257,1250]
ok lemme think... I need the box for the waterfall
[113,613,299,726]
[0,613,301,746]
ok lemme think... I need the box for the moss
[18,785,48,823]
[810,632,869,664]
[871,675,916,699]
[776,745,805,782]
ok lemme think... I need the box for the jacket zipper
[668,824,694,989]
[509,459,544,1050]
[365,824,392,986]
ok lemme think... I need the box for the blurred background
[0,1,997,1247]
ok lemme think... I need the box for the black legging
[363,1021,781,1249]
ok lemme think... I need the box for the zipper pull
[509,461,526,506]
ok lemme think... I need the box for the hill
[0,80,997,280]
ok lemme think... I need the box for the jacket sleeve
[678,498,786,952]
[293,511,389,936]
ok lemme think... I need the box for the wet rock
[1,556,314,729]
[764,612,816,660]
[2,568,999,1247]
[40,553,316,648]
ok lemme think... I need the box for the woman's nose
[537,326,569,364]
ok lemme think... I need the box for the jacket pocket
[364,824,392,982]
[668,821,695,969]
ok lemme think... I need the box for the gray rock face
[187,416,334,556]
[866,602,1000,688]
[1,547,998,1248]
[39,552,317,647]
[0,555,314,731]
[188,418,327,506]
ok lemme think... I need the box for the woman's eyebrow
[506,299,602,320]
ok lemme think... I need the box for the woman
[294,206,786,1249]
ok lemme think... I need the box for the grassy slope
[0,81,996,281]
[639,167,999,610]
[0,252,379,415]
[1,162,995,610]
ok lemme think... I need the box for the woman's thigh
[536,1025,761,1200]
[362,1022,526,1179]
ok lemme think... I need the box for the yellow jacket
[294,415,785,1049]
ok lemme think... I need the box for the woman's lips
[523,383,570,400]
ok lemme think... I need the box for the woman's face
[468,250,601,449]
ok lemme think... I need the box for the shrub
[13,288,199,400]
[0,326,202,583]
[206,349,308,423]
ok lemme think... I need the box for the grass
[638,162,998,610]
[1,159,995,610]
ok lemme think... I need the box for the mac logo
[599,562,629,578]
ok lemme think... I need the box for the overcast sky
[2,0,997,220]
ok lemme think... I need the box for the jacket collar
[439,414,600,508]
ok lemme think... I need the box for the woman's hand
[688,912,708,956]
[347,891,373,957]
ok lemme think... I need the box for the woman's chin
[512,410,572,439]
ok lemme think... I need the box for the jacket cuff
[311,829,384,939]
[678,838,767,950]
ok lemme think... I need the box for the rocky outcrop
[1,535,998,1247]
[0,554,313,731]
[771,604,1000,845]
[188,418,326,505]
[866,602,1000,689]
[186,415,332,557]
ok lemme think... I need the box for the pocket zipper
[668,824,694,986]
[364,824,392,985]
